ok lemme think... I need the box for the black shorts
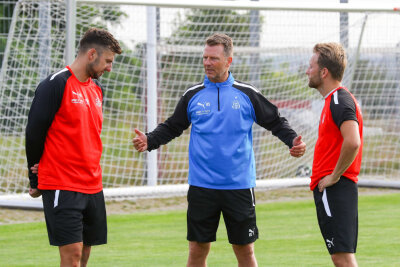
[187,185,258,245]
[313,177,358,254]
[41,190,107,246]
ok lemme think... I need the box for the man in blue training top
[133,33,306,267]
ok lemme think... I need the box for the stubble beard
[87,58,102,80]
[308,75,322,89]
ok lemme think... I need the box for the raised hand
[289,135,306,158]
[132,128,148,152]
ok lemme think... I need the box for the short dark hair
[205,33,233,57]
[79,28,122,55]
[313,42,347,81]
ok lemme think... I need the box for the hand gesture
[290,136,306,158]
[132,128,148,152]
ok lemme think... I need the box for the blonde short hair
[313,42,347,81]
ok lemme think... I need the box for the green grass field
[0,193,399,266]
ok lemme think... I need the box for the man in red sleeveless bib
[306,43,363,267]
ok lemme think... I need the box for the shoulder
[48,68,71,83]
[232,80,260,95]
[330,88,356,109]
[36,68,71,92]
[182,82,205,97]
[92,79,102,88]
[329,88,358,126]
[232,80,269,107]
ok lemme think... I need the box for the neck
[69,59,89,82]
[209,72,229,83]
[318,81,342,98]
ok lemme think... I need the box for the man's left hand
[290,136,306,158]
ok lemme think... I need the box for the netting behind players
[0,0,399,198]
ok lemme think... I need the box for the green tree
[168,8,256,46]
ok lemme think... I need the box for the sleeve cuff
[29,174,38,189]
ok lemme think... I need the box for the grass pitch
[0,193,399,266]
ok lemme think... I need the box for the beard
[87,58,102,80]
[308,75,322,89]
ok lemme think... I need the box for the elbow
[353,142,361,154]
[353,135,361,150]
[347,138,361,152]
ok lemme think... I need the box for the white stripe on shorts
[54,190,60,208]
[250,188,255,207]
[322,189,332,217]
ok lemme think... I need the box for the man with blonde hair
[306,42,363,267]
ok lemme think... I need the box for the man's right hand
[29,188,41,198]
[132,128,148,152]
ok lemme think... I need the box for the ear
[87,48,97,61]
[227,56,233,66]
[320,67,329,79]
